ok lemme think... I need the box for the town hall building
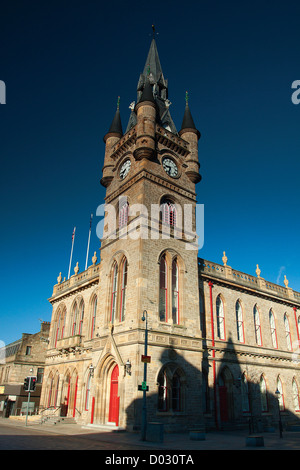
[40,37,300,433]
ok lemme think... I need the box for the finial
[117,96,120,110]
[222,251,228,266]
[92,251,98,266]
[74,262,79,275]
[256,264,261,278]
[57,272,62,284]
[152,24,155,39]
[284,275,289,288]
[185,90,189,105]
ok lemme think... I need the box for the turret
[101,97,123,187]
[179,92,201,184]
[133,77,157,161]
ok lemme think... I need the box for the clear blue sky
[1,0,300,345]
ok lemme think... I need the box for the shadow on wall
[126,338,300,433]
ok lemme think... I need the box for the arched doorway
[218,367,234,423]
[108,364,119,426]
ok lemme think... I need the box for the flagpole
[85,214,93,271]
[68,227,76,279]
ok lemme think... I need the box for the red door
[108,365,119,426]
[219,386,228,422]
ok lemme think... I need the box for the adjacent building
[0,321,50,417]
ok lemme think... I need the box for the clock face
[162,158,178,178]
[119,159,131,179]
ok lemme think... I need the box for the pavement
[1,417,300,450]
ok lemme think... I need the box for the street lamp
[141,310,148,441]
[125,359,132,376]
[275,388,283,438]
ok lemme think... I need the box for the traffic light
[30,376,36,391]
[23,376,37,392]
[23,377,30,391]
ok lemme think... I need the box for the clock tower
[96,36,204,430]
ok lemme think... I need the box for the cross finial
[185,90,189,104]
[150,24,159,40]
[117,96,120,110]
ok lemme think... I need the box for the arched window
[159,255,167,322]
[269,310,278,348]
[47,374,54,408]
[72,301,79,336]
[236,300,245,343]
[172,259,179,324]
[241,373,250,413]
[120,258,128,321]
[90,295,97,339]
[259,375,268,412]
[54,307,66,347]
[216,295,225,340]
[162,200,177,227]
[54,373,60,407]
[157,367,184,412]
[253,305,262,346]
[172,372,181,411]
[284,313,292,351]
[119,201,129,228]
[292,378,300,412]
[85,373,91,411]
[158,369,168,411]
[276,376,284,410]
[111,263,118,323]
[78,300,85,336]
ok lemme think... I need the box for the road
[0,422,149,451]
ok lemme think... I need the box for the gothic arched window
[110,263,118,323]
[78,300,85,336]
[216,295,225,340]
[157,367,184,412]
[292,378,300,412]
[71,301,79,336]
[277,376,284,410]
[284,313,292,351]
[159,255,167,322]
[269,310,278,349]
[259,375,268,412]
[90,295,97,339]
[241,373,250,413]
[172,258,179,324]
[162,199,177,227]
[120,258,128,321]
[119,201,129,228]
[253,305,262,346]
[236,300,245,343]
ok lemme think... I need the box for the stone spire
[126,36,177,134]
[105,96,123,138]
[180,91,200,138]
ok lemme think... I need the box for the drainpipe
[208,280,218,429]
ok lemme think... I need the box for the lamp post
[275,388,283,438]
[141,310,148,441]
